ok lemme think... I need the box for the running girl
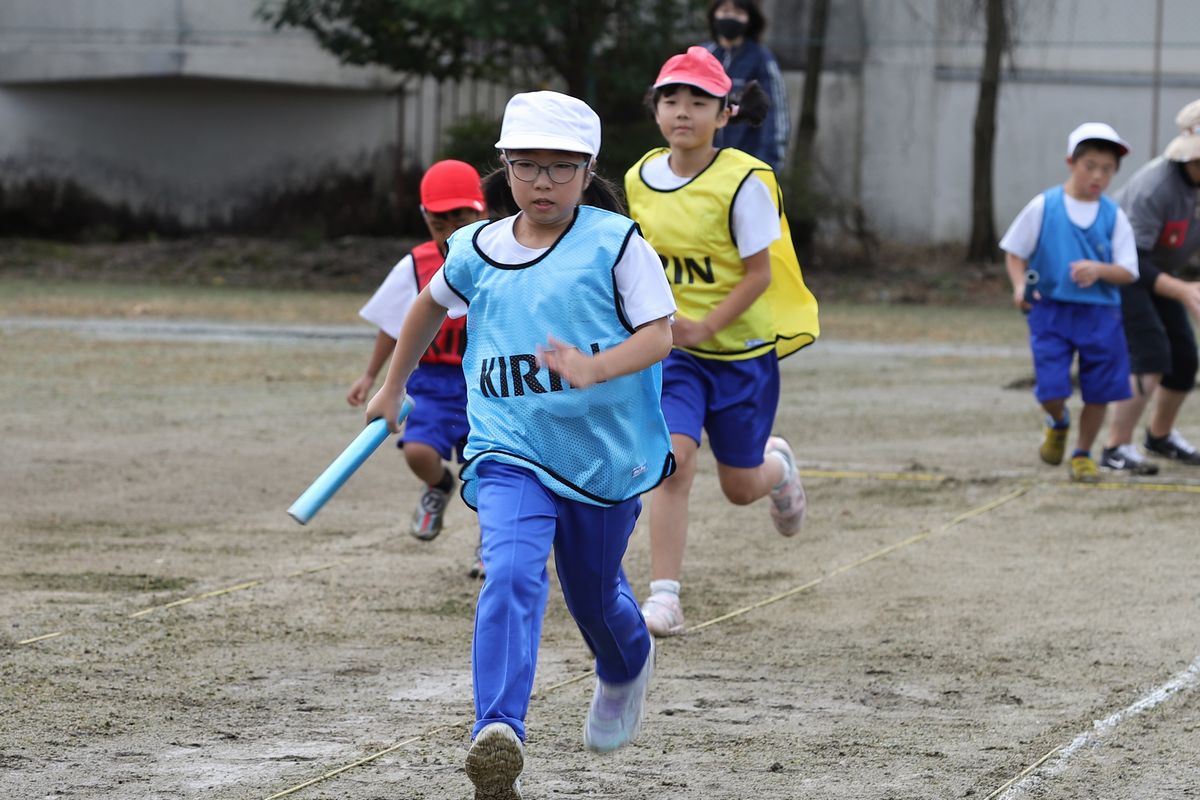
[625,46,820,637]
[366,90,677,799]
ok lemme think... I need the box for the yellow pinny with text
[625,147,819,361]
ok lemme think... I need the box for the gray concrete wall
[774,0,1200,244]
[0,0,516,236]
[0,78,398,232]
[0,0,396,87]
[2,0,1199,242]
[850,0,1200,243]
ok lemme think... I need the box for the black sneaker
[1143,430,1200,465]
[1100,444,1160,475]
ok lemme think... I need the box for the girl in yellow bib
[625,46,819,637]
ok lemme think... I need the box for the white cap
[494,91,601,157]
[1164,98,1200,162]
[1066,122,1130,157]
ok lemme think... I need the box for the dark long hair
[706,0,766,41]
[481,162,626,218]
[644,80,770,129]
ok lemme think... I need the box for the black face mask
[714,17,748,41]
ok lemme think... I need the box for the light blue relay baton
[287,396,416,525]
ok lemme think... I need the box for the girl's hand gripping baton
[287,396,416,525]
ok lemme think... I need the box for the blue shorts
[400,363,469,462]
[1027,299,1132,405]
[660,349,780,468]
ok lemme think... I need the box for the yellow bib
[625,147,819,361]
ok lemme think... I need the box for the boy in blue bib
[1000,122,1140,481]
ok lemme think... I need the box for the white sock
[649,579,680,597]
[767,449,791,490]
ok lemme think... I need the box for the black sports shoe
[1100,444,1160,475]
[1144,429,1200,465]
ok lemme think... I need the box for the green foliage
[257,0,707,114]
[438,113,505,176]
[596,119,663,184]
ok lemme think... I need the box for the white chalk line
[989,652,1200,799]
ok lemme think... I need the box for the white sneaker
[641,592,685,637]
[584,639,655,754]
[766,436,807,536]
[465,722,523,800]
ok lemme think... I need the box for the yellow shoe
[1040,423,1069,465]
[1070,454,1099,483]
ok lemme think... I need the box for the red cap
[420,159,484,213]
[653,46,732,97]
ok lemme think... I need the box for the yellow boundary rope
[262,724,469,800]
[260,485,1029,799]
[15,563,343,646]
[800,467,1200,493]
[15,469,1196,648]
[982,744,1062,800]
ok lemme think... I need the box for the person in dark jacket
[702,0,791,172]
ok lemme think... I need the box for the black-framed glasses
[504,157,590,184]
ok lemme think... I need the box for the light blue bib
[442,206,674,507]
[1029,186,1120,306]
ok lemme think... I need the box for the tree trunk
[790,0,830,260]
[968,0,1006,262]
[796,0,829,169]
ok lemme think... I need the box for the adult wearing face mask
[702,0,792,173]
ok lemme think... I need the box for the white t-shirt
[999,192,1139,277]
[639,154,782,258]
[428,215,677,327]
[358,254,418,338]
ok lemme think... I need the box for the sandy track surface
[3,317,1199,800]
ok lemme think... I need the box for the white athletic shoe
[584,639,655,754]
[641,591,685,637]
[766,436,807,536]
[465,722,523,800]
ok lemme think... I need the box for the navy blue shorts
[400,363,469,462]
[1027,299,1131,405]
[659,349,780,468]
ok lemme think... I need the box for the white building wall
[920,0,1200,243]
[856,0,940,242]
[778,0,1200,244]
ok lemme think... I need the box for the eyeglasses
[504,157,590,184]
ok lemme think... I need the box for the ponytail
[481,162,627,219]
[582,172,627,215]
[482,166,520,218]
[727,80,769,128]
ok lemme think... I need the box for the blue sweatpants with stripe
[470,460,651,741]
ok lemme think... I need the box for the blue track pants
[470,460,651,741]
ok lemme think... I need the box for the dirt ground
[3,279,1200,800]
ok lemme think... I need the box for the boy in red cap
[348,159,486,569]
